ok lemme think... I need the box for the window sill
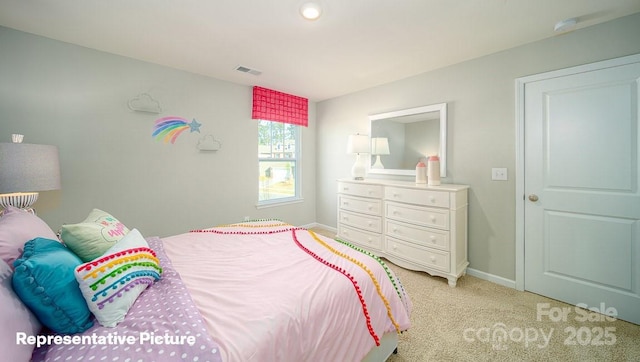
[256,197,304,209]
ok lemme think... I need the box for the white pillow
[74,229,162,327]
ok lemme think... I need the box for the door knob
[528,194,539,202]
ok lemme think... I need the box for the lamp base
[0,192,39,214]
[351,154,367,180]
[371,155,385,169]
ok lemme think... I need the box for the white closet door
[523,56,640,325]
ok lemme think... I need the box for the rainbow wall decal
[153,116,202,144]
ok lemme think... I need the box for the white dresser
[337,179,469,287]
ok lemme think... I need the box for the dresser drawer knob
[367,237,372,243]
[393,193,399,198]
[430,215,436,222]
[392,227,398,233]
[430,256,436,262]
[429,196,436,203]
[367,221,373,226]
[392,244,398,250]
[367,204,373,210]
[430,236,436,243]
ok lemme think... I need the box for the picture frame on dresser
[337,178,469,287]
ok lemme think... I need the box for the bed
[0,207,411,362]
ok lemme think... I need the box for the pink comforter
[162,220,412,361]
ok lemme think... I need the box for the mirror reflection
[369,103,447,177]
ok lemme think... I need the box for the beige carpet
[310,228,640,361]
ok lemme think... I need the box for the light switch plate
[492,168,508,181]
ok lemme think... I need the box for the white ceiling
[1,0,639,101]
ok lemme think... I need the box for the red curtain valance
[252,86,308,127]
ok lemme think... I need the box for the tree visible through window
[258,120,300,203]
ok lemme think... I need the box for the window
[252,86,307,206]
[258,120,301,205]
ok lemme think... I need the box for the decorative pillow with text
[61,209,130,262]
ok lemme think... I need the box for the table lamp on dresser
[347,134,369,180]
[0,134,61,214]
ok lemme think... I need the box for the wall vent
[235,65,262,76]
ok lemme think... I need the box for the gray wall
[2,13,639,281]
[315,13,640,281]
[0,26,317,238]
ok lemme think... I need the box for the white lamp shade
[0,143,61,194]
[371,137,390,155]
[347,134,370,154]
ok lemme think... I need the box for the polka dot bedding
[31,237,222,362]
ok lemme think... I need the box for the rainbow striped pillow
[75,228,162,327]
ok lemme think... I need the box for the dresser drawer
[338,210,382,233]
[386,220,450,251]
[386,236,450,272]
[338,225,382,251]
[338,182,383,199]
[385,201,449,230]
[385,186,450,208]
[338,195,382,216]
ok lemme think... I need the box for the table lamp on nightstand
[0,135,61,214]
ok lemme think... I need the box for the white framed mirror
[368,103,447,177]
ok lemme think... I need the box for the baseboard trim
[301,223,516,290]
[300,222,336,233]
[466,268,516,289]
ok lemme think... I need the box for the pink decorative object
[428,155,441,186]
[415,161,427,184]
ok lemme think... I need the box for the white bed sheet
[162,221,411,361]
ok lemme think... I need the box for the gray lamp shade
[0,143,61,194]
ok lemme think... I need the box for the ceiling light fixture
[300,2,322,20]
[554,17,577,32]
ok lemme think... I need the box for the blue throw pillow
[12,238,93,334]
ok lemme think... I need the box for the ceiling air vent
[235,65,262,76]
